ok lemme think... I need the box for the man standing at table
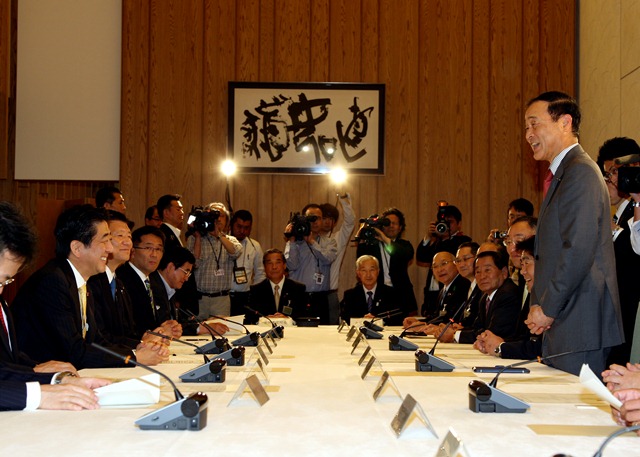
[524,91,624,376]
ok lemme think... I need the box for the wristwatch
[494,342,504,357]
[53,371,78,384]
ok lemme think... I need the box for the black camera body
[284,212,318,241]
[188,206,220,236]
[435,201,450,235]
[354,214,390,245]
[618,167,640,194]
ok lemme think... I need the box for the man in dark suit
[0,201,109,411]
[596,137,640,365]
[116,225,181,339]
[340,255,399,325]
[157,194,185,249]
[245,248,306,325]
[88,211,169,364]
[454,251,520,344]
[356,207,417,319]
[524,91,624,376]
[476,237,543,360]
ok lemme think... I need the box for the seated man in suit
[425,250,520,343]
[155,246,229,336]
[116,226,182,339]
[12,205,150,369]
[475,237,542,359]
[0,201,109,411]
[245,248,306,325]
[340,255,399,325]
[87,211,169,365]
[0,202,76,375]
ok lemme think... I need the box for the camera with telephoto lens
[618,167,640,194]
[354,214,390,245]
[434,200,450,235]
[187,206,220,236]
[284,212,318,241]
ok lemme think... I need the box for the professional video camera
[353,214,390,245]
[284,212,318,241]
[187,206,220,236]
[434,200,450,235]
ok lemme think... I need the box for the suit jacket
[87,272,139,348]
[459,278,520,344]
[0,298,38,372]
[116,263,171,338]
[340,284,400,325]
[608,201,640,365]
[11,259,132,368]
[0,366,54,411]
[159,223,183,251]
[423,275,470,323]
[356,238,418,317]
[532,144,624,375]
[245,278,306,324]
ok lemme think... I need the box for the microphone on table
[414,296,473,370]
[244,305,285,339]
[364,308,402,332]
[468,351,575,414]
[177,308,230,354]
[91,343,208,430]
[210,314,260,347]
[145,330,210,363]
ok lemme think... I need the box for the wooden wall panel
[0,0,9,179]
[1,0,577,305]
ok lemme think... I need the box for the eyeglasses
[432,260,452,270]
[134,246,164,254]
[453,255,475,264]
[503,237,525,248]
[178,267,192,278]
[0,278,15,288]
[604,167,618,182]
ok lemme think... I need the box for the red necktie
[543,170,554,198]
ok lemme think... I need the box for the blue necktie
[110,278,116,300]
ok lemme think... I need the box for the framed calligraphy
[228,82,385,174]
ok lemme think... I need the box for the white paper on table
[95,373,160,406]
[208,315,246,335]
[579,364,622,408]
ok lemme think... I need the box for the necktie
[543,169,554,198]
[79,284,88,339]
[367,291,373,313]
[144,278,156,318]
[521,288,529,310]
[485,296,491,315]
[274,284,280,311]
[110,278,116,300]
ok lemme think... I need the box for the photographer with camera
[416,202,471,318]
[486,198,534,245]
[596,137,640,366]
[284,204,338,324]
[355,207,417,321]
[187,202,242,318]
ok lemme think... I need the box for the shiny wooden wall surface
[1,0,576,305]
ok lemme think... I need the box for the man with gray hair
[339,255,398,324]
[187,202,242,317]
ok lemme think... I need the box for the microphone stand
[177,308,230,354]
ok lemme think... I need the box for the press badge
[283,304,293,316]
[234,266,248,284]
[214,269,225,277]
[313,272,324,285]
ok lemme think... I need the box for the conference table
[0,325,637,456]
